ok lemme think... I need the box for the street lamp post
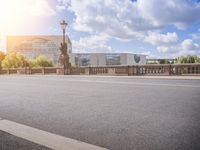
[60,20,67,44]
[60,20,69,75]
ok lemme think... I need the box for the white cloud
[145,32,178,46]
[137,0,200,30]
[144,31,200,57]
[56,5,66,12]
[29,0,56,16]
[56,0,200,57]
[140,51,157,58]
[147,34,200,57]
[58,0,200,40]
[61,0,148,39]
[72,34,113,53]
[181,39,199,51]
[156,39,199,55]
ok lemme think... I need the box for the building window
[75,54,90,66]
[106,54,120,65]
[134,55,141,63]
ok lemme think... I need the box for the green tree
[28,59,38,68]
[28,55,54,68]
[196,58,200,63]
[1,52,27,68]
[186,55,195,63]
[176,55,200,64]
[0,51,6,68]
[194,55,200,63]
[0,51,5,61]
[36,55,54,67]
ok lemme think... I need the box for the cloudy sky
[0,0,200,58]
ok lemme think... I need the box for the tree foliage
[1,52,54,68]
[0,51,6,68]
[28,55,54,68]
[0,51,5,62]
[28,59,38,68]
[1,52,28,68]
[176,55,200,64]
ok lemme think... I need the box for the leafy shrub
[2,52,27,68]
[28,55,54,68]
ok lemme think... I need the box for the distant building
[70,53,147,66]
[147,58,176,64]
[7,35,72,63]
[7,35,147,66]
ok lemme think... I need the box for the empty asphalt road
[0,75,200,150]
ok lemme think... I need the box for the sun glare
[0,0,32,34]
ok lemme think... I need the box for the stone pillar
[169,65,172,75]
[84,67,90,75]
[42,68,45,75]
[128,66,132,76]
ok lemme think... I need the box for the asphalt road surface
[0,75,200,150]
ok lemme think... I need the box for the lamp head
[60,20,67,30]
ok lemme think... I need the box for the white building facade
[70,53,147,66]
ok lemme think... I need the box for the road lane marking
[2,74,200,80]
[57,79,200,88]
[10,75,197,88]
[1,75,200,88]
[0,119,108,150]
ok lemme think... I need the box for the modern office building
[7,35,72,63]
[70,53,147,66]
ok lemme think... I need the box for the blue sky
[0,0,200,58]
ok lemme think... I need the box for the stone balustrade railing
[0,64,200,76]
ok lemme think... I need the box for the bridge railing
[0,64,200,76]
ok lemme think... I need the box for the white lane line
[0,120,108,150]
[20,76,199,88]
[1,75,200,88]
[56,79,200,88]
[3,74,200,80]
[20,75,199,88]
